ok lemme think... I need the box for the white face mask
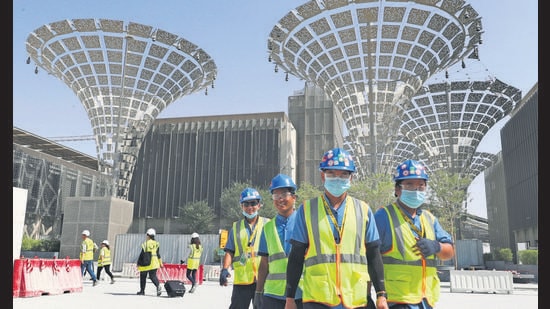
[242,210,258,219]
[400,189,426,208]
[324,177,351,197]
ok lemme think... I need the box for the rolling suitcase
[164,280,186,297]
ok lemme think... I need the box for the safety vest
[80,238,95,261]
[302,196,370,307]
[98,247,111,266]
[231,217,268,285]
[137,239,161,272]
[381,203,439,306]
[186,244,203,270]
[263,218,303,297]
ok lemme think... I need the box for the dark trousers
[186,268,197,286]
[138,269,159,292]
[96,264,114,280]
[229,283,256,309]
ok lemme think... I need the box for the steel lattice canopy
[26,18,217,199]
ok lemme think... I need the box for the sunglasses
[242,200,259,207]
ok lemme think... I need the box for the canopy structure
[26,18,217,199]
[268,0,483,175]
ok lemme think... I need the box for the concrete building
[127,112,296,233]
[288,81,344,187]
[13,127,133,259]
[484,153,511,251]
[484,82,538,260]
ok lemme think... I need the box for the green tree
[178,200,217,234]
[518,250,538,265]
[348,173,395,212]
[495,248,513,262]
[295,181,323,204]
[425,170,471,241]
[20,236,60,252]
[219,182,277,230]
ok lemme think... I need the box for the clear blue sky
[13,0,538,218]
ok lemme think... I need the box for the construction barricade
[13,257,83,298]
[450,269,514,294]
[156,263,204,285]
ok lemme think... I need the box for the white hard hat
[146,228,156,236]
[82,230,90,236]
[101,240,109,245]
[191,232,199,238]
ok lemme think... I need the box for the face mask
[242,210,258,219]
[400,189,426,209]
[324,177,351,197]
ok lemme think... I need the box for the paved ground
[13,276,538,309]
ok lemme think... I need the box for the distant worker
[255,174,303,309]
[186,232,204,293]
[96,240,115,284]
[136,228,164,296]
[80,229,98,287]
[374,159,455,309]
[220,187,270,309]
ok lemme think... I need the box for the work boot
[92,280,98,287]
[157,285,162,296]
[136,291,145,295]
[189,284,197,293]
[111,278,115,284]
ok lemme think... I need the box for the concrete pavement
[13,276,538,309]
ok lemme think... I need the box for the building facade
[500,83,538,254]
[127,112,296,233]
[13,127,110,241]
[288,81,344,187]
[484,82,538,261]
[484,153,512,251]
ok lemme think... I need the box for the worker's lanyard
[396,203,424,238]
[321,195,348,242]
[247,219,260,247]
[247,219,260,279]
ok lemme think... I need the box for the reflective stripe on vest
[81,238,95,261]
[137,239,161,272]
[98,247,111,266]
[302,196,370,307]
[231,217,268,284]
[263,219,289,296]
[381,203,440,306]
[187,244,203,270]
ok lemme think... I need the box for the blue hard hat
[269,174,297,193]
[319,147,356,173]
[240,187,262,203]
[394,159,429,181]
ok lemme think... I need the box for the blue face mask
[324,177,351,197]
[400,189,426,209]
[242,210,258,219]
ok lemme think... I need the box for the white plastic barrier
[121,263,139,278]
[449,269,513,294]
[203,265,220,281]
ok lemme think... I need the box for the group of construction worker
[79,146,455,309]
[219,147,455,309]
[79,230,115,287]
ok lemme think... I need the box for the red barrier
[13,258,83,298]
[51,259,83,294]
[158,264,204,285]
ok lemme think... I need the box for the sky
[13,0,538,218]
